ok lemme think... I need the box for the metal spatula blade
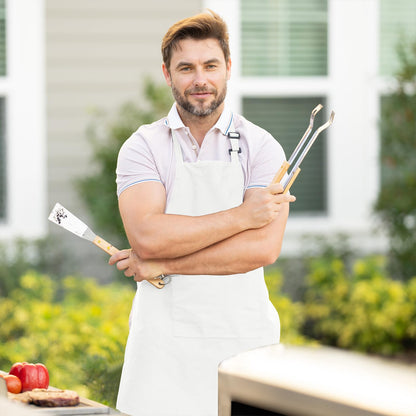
[48,202,96,242]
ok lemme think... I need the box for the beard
[171,83,227,117]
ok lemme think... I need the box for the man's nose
[193,68,207,87]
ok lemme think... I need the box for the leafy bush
[374,39,416,280]
[76,78,172,247]
[303,255,416,355]
[0,271,134,406]
[1,257,415,410]
[264,268,309,345]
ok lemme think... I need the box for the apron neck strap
[227,132,241,163]
[226,115,241,163]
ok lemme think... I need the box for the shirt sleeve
[116,130,161,197]
[247,131,287,189]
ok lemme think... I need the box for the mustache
[185,87,216,95]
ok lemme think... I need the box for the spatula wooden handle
[93,236,165,289]
[93,236,119,255]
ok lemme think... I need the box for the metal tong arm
[271,104,323,186]
[282,111,335,192]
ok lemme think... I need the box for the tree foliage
[374,39,416,280]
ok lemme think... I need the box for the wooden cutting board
[1,371,109,414]
[30,396,110,414]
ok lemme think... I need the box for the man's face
[162,38,231,118]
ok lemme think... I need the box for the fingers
[267,183,296,203]
[116,257,135,278]
[279,193,296,203]
[108,248,131,265]
[108,249,143,280]
[268,183,284,194]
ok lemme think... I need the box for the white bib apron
[117,123,280,416]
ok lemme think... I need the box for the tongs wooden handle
[272,104,335,193]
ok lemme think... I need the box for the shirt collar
[166,103,184,130]
[215,106,234,135]
[166,103,233,136]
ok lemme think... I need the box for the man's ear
[162,63,172,86]
[226,58,232,81]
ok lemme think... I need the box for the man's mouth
[187,89,215,99]
[192,92,212,98]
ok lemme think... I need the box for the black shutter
[243,97,327,214]
[0,0,6,76]
[0,97,6,220]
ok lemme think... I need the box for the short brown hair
[161,10,230,71]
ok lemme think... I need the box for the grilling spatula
[48,203,165,289]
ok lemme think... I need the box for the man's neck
[176,104,224,145]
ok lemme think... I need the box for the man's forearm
[120,182,294,261]
[162,204,289,276]
[127,206,250,260]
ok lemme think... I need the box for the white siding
[46,0,202,216]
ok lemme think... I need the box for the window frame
[0,0,46,239]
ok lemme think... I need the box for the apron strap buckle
[227,132,241,162]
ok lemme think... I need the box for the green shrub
[303,255,416,355]
[0,271,134,406]
[264,268,309,345]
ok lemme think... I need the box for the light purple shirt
[116,104,286,204]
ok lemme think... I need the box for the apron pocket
[172,270,271,338]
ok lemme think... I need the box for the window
[0,0,45,238]
[379,0,416,76]
[241,0,328,76]
[240,0,329,214]
[0,0,5,221]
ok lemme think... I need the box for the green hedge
[302,255,416,355]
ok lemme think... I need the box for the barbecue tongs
[271,104,335,192]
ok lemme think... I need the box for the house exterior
[1,0,415,266]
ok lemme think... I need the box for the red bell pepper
[9,362,49,392]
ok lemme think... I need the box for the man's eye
[180,67,191,72]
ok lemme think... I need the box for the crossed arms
[109,181,295,281]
